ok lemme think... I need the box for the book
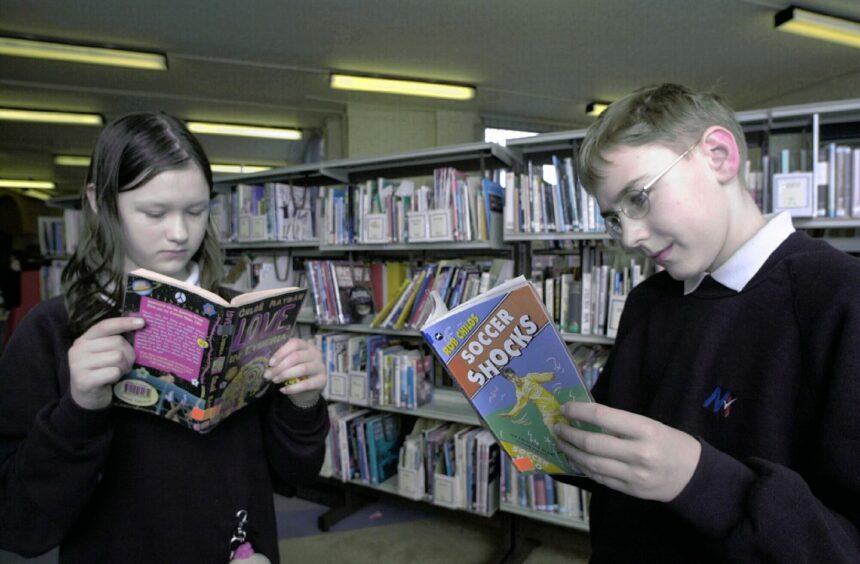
[114,267,307,433]
[420,275,598,475]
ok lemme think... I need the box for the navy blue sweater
[0,296,329,563]
[567,232,860,562]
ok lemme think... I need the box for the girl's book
[115,267,306,433]
[420,275,598,475]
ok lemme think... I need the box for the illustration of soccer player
[499,367,568,441]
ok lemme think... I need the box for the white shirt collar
[184,261,200,287]
[683,212,795,295]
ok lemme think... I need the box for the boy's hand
[265,338,326,406]
[68,317,145,410]
[554,402,701,502]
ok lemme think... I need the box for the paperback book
[420,276,597,475]
[116,268,306,432]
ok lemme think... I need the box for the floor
[0,489,590,563]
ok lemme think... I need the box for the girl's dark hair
[62,113,222,337]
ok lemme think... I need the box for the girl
[0,113,329,563]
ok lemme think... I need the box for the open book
[420,276,598,475]
[115,268,306,433]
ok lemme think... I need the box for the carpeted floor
[274,490,589,564]
[0,490,589,563]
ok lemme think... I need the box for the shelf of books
[221,240,320,250]
[365,388,480,426]
[506,231,611,242]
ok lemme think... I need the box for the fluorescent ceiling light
[187,121,301,141]
[775,7,860,49]
[54,155,91,167]
[0,179,56,190]
[0,107,103,126]
[586,102,610,117]
[210,164,273,174]
[330,73,475,101]
[0,35,167,70]
[22,189,53,201]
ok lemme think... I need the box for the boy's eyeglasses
[602,141,698,240]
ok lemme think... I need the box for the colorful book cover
[421,275,598,475]
[115,268,306,433]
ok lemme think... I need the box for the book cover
[420,276,597,475]
[115,268,306,433]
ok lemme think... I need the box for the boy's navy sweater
[0,296,329,563]
[562,232,860,563]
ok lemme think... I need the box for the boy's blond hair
[578,83,747,194]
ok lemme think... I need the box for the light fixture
[330,73,475,101]
[210,164,273,174]
[775,6,860,49]
[22,189,52,201]
[0,35,167,70]
[54,155,91,167]
[0,179,56,190]
[187,121,301,141]
[0,107,103,126]
[586,102,610,117]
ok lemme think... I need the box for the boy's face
[594,143,733,281]
[117,164,210,280]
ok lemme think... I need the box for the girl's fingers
[269,338,312,367]
[82,317,145,340]
[84,366,126,388]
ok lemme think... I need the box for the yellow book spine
[394,271,426,330]
[371,278,410,327]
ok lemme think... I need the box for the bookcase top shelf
[505,231,612,242]
[212,141,518,188]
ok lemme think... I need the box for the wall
[345,104,481,158]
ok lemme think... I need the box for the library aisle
[0,492,589,563]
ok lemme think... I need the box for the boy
[554,84,860,562]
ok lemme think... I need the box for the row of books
[571,344,610,391]
[398,418,500,515]
[503,157,605,234]
[322,404,404,485]
[500,454,589,520]
[532,245,650,338]
[371,259,514,331]
[305,260,376,325]
[212,183,318,243]
[816,144,860,218]
[39,259,66,301]
[318,332,435,409]
[37,210,83,258]
[745,145,860,218]
[322,171,505,246]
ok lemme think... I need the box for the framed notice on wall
[772,172,814,217]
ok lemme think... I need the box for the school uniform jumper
[0,296,329,563]
[573,222,860,562]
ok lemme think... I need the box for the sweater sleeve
[0,301,113,557]
[666,254,860,562]
[261,392,329,487]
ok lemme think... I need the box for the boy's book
[420,275,598,475]
[115,267,306,433]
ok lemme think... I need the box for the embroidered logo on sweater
[703,386,735,417]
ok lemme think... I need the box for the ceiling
[1,0,860,195]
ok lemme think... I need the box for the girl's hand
[68,317,145,410]
[554,402,701,502]
[265,338,326,406]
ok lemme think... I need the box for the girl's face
[116,164,210,280]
